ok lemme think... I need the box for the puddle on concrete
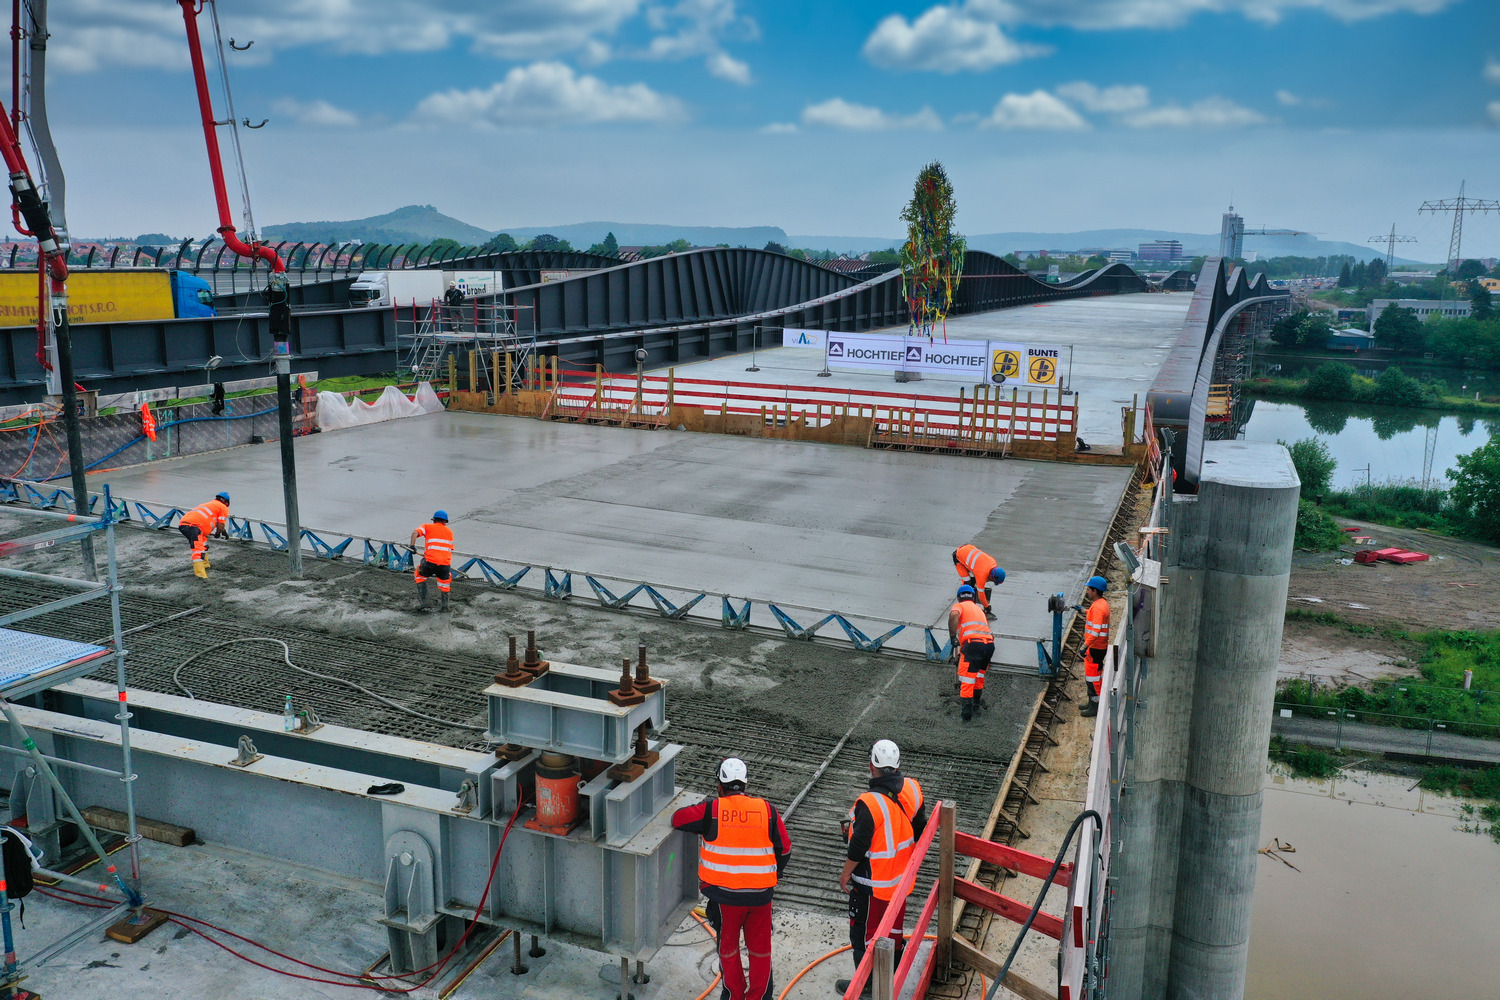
[1248,767,1500,1000]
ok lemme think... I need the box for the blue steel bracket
[544,569,572,599]
[24,484,92,511]
[457,557,528,589]
[225,516,254,541]
[722,597,750,629]
[133,501,183,529]
[768,604,841,641]
[643,586,705,620]
[1037,640,1056,678]
[260,523,290,551]
[363,540,414,572]
[301,529,353,560]
[830,616,904,653]
[586,576,648,609]
[924,630,953,662]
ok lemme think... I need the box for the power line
[1366,224,1418,270]
[1418,180,1499,271]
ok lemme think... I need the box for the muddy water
[1247,768,1500,999]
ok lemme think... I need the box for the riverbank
[1247,373,1500,415]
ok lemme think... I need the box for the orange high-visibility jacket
[848,778,923,900]
[952,600,993,645]
[953,544,997,586]
[415,522,455,566]
[697,795,778,891]
[180,499,228,533]
[1085,596,1110,650]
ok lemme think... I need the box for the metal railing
[1271,702,1500,762]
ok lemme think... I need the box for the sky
[22,0,1500,258]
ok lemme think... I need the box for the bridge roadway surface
[91,413,1133,653]
[659,292,1193,447]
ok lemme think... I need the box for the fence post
[505,351,514,395]
[468,350,478,394]
[872,937,895,1000]
[934,801,956,974]
[1336,710,1344,750]
[1426,718,1434,757]
[447,353,456,391]
[491,350,501,398]
[667,368,676,411]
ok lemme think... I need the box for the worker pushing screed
[1077,575,1111,717]
[948,585,994,722]
[179,491,230,579]
[837,740,926,998]
[409,510,454,611]
[672,757,791,1000]
[951,543,1005,619]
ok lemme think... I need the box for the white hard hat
[718,757,748,785]
[871,740,900,770]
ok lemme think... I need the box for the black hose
[984,808,1103,1000]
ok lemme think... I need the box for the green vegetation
[1247,361,1500,414]
[1268,734,1340,778]
[586,231,620,257]
[524,233,574,253]
[1293,499,1345,550]
[1281,436,1336,495]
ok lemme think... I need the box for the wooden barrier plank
[952,876,1065,941]
[955,832,1073,887]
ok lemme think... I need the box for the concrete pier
[1111,441,1299,1000]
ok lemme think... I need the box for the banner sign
[782,328,828,349]
[824,332,989,379]
[987,341,1062,387]
[1024,344,1063,387]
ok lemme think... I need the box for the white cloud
[1056,81,1150,113]
[51,26,191,73]
[706,51,752,84]
[271,98,361,127]
[1275,89,1303,106]
[977,0,1458,29]
[1122,97,1269,128]
[863,6,1046,72]
[1486,57,1500,85]
[981,90,1089,130]
[1489,101,1500,125]
[800,98,943,131]
[413,62,685,127]
[759,122,799,134]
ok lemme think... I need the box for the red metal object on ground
[1384,551,1429,563]
[1354,550,1379,564]
[1371,548,1405,559]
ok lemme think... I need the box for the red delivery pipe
[177,0,282,273]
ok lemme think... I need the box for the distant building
[1107,250,1134,262]
[1368,298,1471,329]
[1219,209,1245,258]
[1138,240,1184,261]
[1326,328,1376,352]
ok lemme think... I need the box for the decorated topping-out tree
[899,161,966,342]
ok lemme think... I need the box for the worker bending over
[838,740,927,998]
[672,757,791,1000]
[180,491,230,580]
[952,544,1005,619]
[948,585,995,722]
[410,511,455,611]
[1078,575,1110,718]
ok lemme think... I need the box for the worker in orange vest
[952,543,1005,619]
[179,491,230,580]
[837,740,927,998]
[1078,576,1110,717]
[672,757,791,1000]
[409,510,455,611]
[948,585,994,722]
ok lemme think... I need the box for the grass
[1268,734,1341,779]
[1246,376,1500,415]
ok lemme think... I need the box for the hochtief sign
[825,333,989,379]
[822,331,1064,386]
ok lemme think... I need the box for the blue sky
[29,0,1500,258]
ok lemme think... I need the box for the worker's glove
[212,527,229,539]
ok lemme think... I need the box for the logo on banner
[991,350,1021,383]
[795,332,817,345]
[827,339,845,358]
[1027,346,1060,386]
[905,345,923,363]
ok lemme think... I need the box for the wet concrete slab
[663,292,1191,445]
[90,412,1131,647]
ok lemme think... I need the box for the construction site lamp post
[268,273,302,577]
[747,326,762,372]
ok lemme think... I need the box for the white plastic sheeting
[315,383,444,432]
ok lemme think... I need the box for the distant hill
[260,205,493,245]
[791,229,1431,267]
[496,222,790,248]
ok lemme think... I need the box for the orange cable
[692,910,723,1000]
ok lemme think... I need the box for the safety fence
[0,478,1064,672]
[1271,702,1500,763]
[838,800,1078,1000]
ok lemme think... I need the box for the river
[1247,768,1500,1000]
[1240,399,1499,488]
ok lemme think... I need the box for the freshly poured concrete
[92,412,1130,647]
[665,292,1191,445]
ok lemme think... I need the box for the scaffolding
[0,499,150,986]
[397,299,537,390]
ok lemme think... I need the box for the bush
[1448,433,1500,543]
[1304,362,1356,400]
[1372,366,1425,408]
[1293,499,1345,550]
[1280,437,1336,496]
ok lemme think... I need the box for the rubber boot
[961,699,973,723]
[835,979,871,998]
[201,554,211,570]
[192,559,208,580]
[1079,695,1099,718]
[974,688,986,712]
[439,590,450,612]
[417,581,428,606]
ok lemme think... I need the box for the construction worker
[672,757,791,1000]
[952,544,1005,619]
[837,740,927,998]
[948,585,994,723]
[410,510,455,611]
[1078,575,1110,718]
[179,491,230,580]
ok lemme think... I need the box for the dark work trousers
[848,887,907,974]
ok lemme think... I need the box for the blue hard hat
[1088,575,1108,592]
[432,510,449,522]
[989,567,1006,584]
[956,584,977,600]
[215,491,230,503]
